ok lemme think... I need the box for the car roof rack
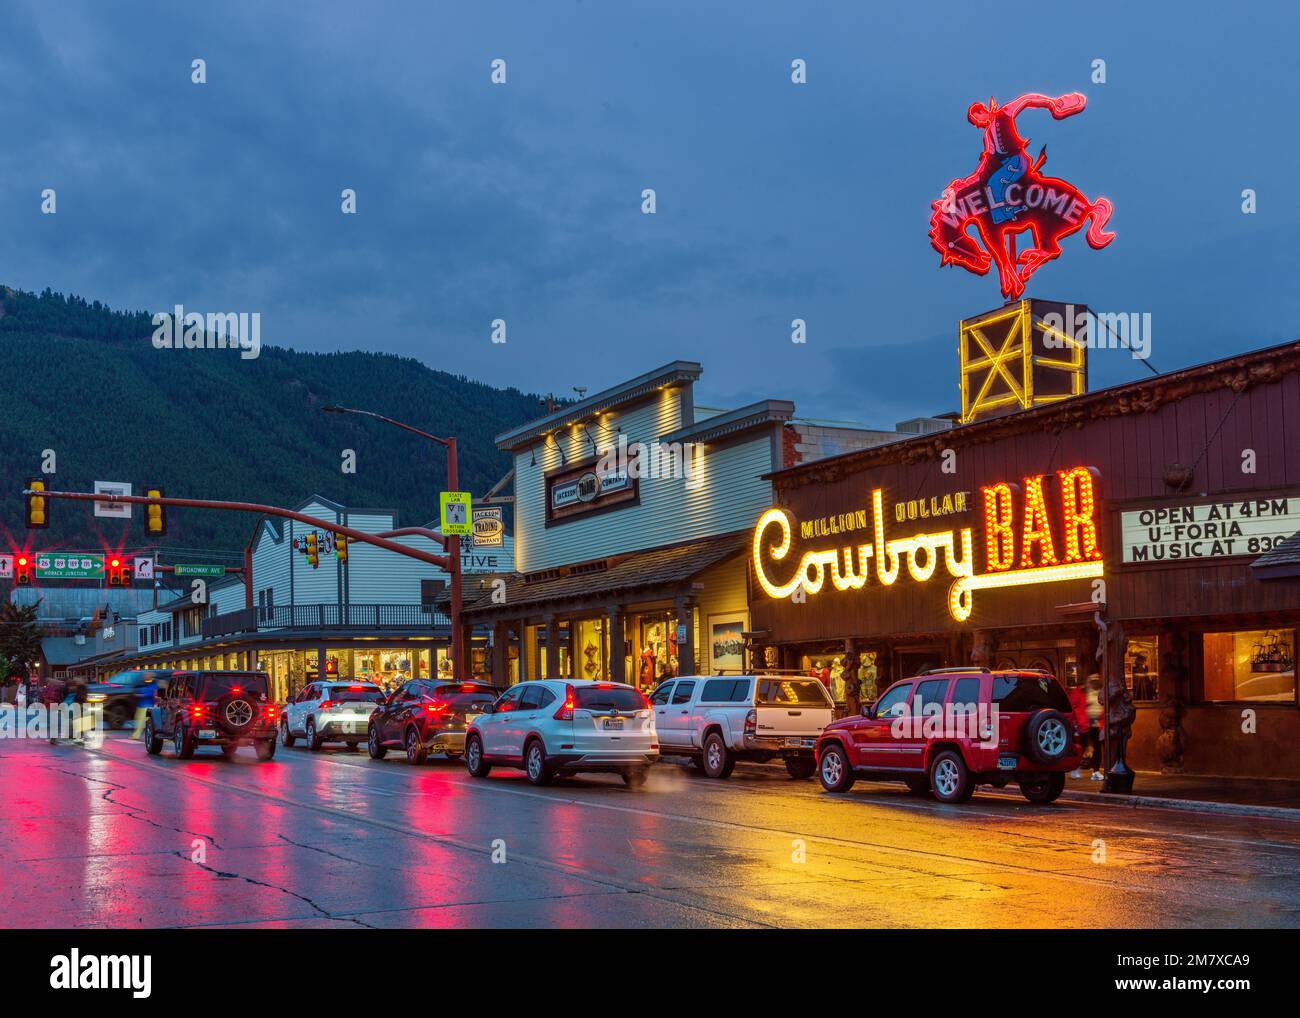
[917,666,991,675]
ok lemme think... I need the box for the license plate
[198,729,217,739]
[998,753,1018,770]
[603,718,624,730]
[784,738,815,749]
[340,720,355,733]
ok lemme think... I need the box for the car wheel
[904,776,931,795]
[143,718,163,756]
[524,739,552,786]
[405,727,427,765]
[367,724,387,760]
[622,768,647,788]
[817,743,855,793]
[784,756,817,780]
[254,738,276,762]
[465,734,491,777]
[702,732,734,779]
[1021,771,1066,804]
[306,718,323,752]
[174,725,195,760]
[929,750,974,803]
[1025,709,1072,765]
[280,720,296,748]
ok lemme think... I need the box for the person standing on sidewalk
[1085,674,1105,780]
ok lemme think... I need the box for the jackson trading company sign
[1122,495,1300,563]
[929,91,1115,300]
[753,466,1104,622]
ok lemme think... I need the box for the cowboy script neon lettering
[752,467,1104,622]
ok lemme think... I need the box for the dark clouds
[2,0,1297,420]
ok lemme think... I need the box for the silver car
[281,680,385,750]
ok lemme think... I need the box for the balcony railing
[201,603,451,639]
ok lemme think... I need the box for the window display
[1202,629,1296,703]
[1124,637,1158,701]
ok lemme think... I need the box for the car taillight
[320,700,337,710]
[554,684,576,721]
[424,702,449,714]
[190,705,206,720]
[264,703,278,718]
[744,709,757,735]
[639,691,652,710]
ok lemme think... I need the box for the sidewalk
[1056,770,1300,819]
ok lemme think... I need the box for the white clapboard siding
[513,391,776,573]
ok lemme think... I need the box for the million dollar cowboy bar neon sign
[752,466,1105,622]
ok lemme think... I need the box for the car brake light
[424,702,449,714]
[744,709,757,735]
[190,705,206,720]
[320,700,337,710]
[554,684,576,721]
[639,691,652,710]
[461,684,477,692]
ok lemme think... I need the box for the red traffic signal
[107,557,133,587]
[15,555,33,585]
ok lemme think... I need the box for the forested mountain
[0,287,549,555]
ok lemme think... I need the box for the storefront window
[354,649,415,691]
[1202,629,1296,703]
[1124,637,1159,701]
[801,654,840,702]
[637,616,677,688]
[575,618,607,681]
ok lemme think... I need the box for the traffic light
[107,557,133,587]
[15,555,32,585]
[26,479,48,529]
[145,487,166,535]
[335,533,348,564]
[305,532,319,568]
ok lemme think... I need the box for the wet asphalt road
[2,731,1299,929]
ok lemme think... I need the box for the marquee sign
[929,92,1115,300]
[1122,495,1300,563]
[753,466,1104,622]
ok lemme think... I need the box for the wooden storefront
[750,340,1300,780]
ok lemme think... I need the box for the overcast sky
[2,0,1298,426]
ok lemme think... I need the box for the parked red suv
[816,668,1080,804]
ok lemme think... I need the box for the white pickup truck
[649,674,836,779]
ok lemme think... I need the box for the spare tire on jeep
[215,692,257,737]
[1025,708,1071,764]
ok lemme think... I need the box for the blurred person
[131,676,157,740]
[1066,677,1089,779]
[1085,673,1104,779]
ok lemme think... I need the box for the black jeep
[143,670,279,761]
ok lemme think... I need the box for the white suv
[281,681,385,751]
[465,680,658,787]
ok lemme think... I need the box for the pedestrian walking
[1066,678,1089,779]
[131,677,157,740]
[1084,673,1104,779]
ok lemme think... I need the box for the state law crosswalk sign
[440,491,472,536]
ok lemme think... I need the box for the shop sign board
[752,466,1105,623]
[546,455,638,524]
[440,492,472,536]
[1121,495,1300,563]
[36,552,105,580]
[471,507,504,547]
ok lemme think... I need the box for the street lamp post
[321,405,464,681]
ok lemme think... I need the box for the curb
[1051,787,1300,821]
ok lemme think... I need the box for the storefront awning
[462,531,749,621]
[1253,532,1300,580]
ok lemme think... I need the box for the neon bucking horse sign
[929,92,1115,300]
